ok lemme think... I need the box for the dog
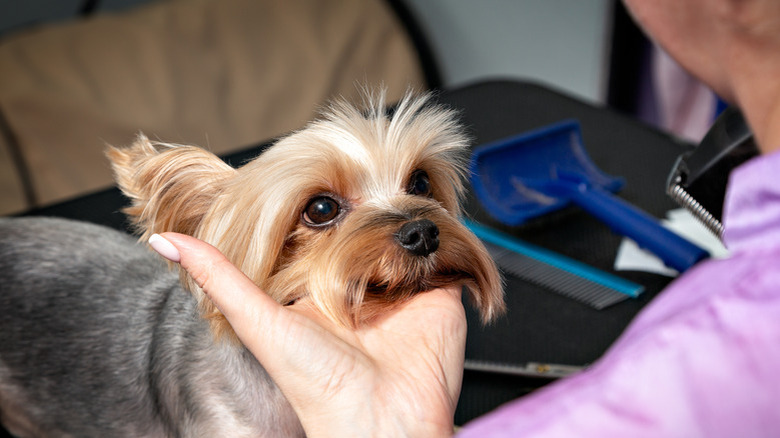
[0,90,504,437]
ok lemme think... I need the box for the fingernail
[149,234,181,263]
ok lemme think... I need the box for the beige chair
[0,0,435,215]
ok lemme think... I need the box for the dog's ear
[107,134,236,240]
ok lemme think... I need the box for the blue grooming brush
[470,120,709,273]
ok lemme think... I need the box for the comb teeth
[484,242,631,309]
[465,220,644,310]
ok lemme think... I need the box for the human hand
[149,232,466,438]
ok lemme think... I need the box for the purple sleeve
[458,255,780,437]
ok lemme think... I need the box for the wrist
[297,402,455,438]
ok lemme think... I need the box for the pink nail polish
[149,234,181,263]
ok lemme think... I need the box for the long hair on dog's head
[109,90,504,338]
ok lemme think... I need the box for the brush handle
[549,178,710,273]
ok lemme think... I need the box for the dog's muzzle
[395,219,439,257]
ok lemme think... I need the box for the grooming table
[21,80,687,425]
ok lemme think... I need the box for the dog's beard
[265,200,502,327]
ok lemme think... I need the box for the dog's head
[109,91,504,337]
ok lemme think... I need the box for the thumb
[147,232,354,417]
[147,232,287,352]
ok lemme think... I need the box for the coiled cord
[667,184,724,239]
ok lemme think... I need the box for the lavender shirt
[459,150,780,437]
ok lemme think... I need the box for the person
[148,0,780,435]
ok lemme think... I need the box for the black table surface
[22,79,691,425]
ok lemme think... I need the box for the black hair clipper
[666,106,758,239]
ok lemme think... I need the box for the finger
[149,232,316,368]
[152,232,281,324]
[150,233,362,421]
[152,233,343,358]
[396,286,467,400]
[389,285,466,332]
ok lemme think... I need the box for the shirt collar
[722,149,780,253]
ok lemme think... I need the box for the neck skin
[746,98,780,154]
[729,61,780,155]
[623,0,780,155]
[714,19,780,155]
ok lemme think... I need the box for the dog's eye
[303,196,341,226]
[408,170,432,197]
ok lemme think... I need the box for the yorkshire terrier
[0,91,504,437]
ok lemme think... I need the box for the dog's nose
[396,219,439,257]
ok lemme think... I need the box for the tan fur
[109,90,505,338]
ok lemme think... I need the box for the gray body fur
[0,217,303,437]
